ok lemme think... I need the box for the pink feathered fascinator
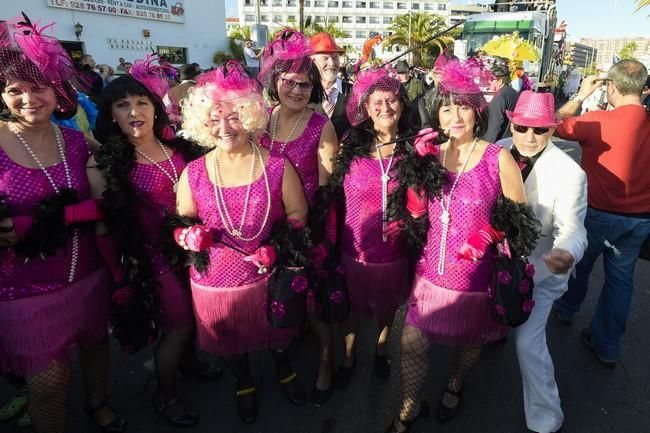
[258,29,314,88]
[197,60,262,103]
[346,65,401,126]
[0,13,77,112]
[437,57,493,112]
[129,53,177,101]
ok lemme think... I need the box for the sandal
[152,395,198,427]
[85,401,127,433]
[179,360,223,382]
[0,395,27,420]
[384,401,430,433]
[436,383,464,422]
[17,412,32,429]
[374,353,391,379]
[279,372,306,406]
[333,358,356,390]
[235,386,258,424]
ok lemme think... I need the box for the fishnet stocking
[341,314,360,367]
[398,324,430,422]
[376,315,396,356]
[79,337,115,426]
[26,361,72,433]
[441,345,481,408]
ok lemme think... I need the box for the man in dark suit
[310,32,350,140]
[483,58,520,143]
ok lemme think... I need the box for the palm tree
[619,41,639,60]
[228,24,252,42]
[383,12,455,67]
[634,0,650,16]
[304,19,347,39]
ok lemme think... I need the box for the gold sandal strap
[279,372,297,384]
[235,387,256,397]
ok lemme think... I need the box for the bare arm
[497,147,527,203]
[317,120,338,186]
[282,159,308,225]
[175,166,198,218]
[555,74,603,120]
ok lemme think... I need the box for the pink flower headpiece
[438,57,490,112]
[346,65,401,126]
[0,13,77,112]
[258,29,314,88]
[129,54,177,101]
[197,60,262,103]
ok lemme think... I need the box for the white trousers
[513,282,565,433]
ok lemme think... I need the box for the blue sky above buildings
[224,0,650,40]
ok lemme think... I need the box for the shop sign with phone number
[47,0,186,23]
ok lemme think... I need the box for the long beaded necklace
[376,140,397,242]
[10,123,79,283]
[212,141,272,241]
[134,139,180,192]
[269,107,307,154]
[437,137,478,275]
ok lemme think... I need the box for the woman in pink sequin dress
[176,62,309,423]
[385,58,529,433]
[0,16,124,433]
[88,67,209,426]
[258,29,338,405]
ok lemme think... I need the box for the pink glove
[287,217,305,230]
[382,220,404,241]
[112,286,135,307]
[457,224,505,260]
[64,199,103,225]
[413,128,440,158]
[95,233,124,284]
[174,225,214,252]
[325,200,337,244]
[406,186,427,218]
[243,245,277,273]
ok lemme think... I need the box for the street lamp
[74,22,83,40]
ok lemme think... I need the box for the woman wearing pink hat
[385,58,539,432]
[0,15,124,433]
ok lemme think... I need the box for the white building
[238,0,451,58]
[0,0,227,69]
[449,3,489,26]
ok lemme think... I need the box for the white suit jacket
[499,140,588,293]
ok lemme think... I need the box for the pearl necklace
[134,139,180,192]
[437,137,478,275]
[212,141,272,241]
[269,107,307,154]
[10,123,79,283]
[375,141,397,242]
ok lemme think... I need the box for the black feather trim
[161,213,210,274]
[0,195,11,234]
[268,220,313,268]
[14,188,79,258]
[490,195,542,258]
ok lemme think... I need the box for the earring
[112,118,116,123]
[155,114,158,119]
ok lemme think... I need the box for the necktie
[323,86,337,118]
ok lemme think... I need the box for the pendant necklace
[376,140,397,242]
[437,137,478,275]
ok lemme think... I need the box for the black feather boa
[386,137,447,256]
[490,195,542,258]
[161,213,210,274]
[14,188,79,258]
[94,134,208,294]
[268,220,313,268]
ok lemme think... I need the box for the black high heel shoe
[333,358,356,390]
[279,372,306,406]
[179,360,223,382]
[436,384,464,422]
[152,394,198,427]
[384,401,430,433]
[311,383,332,407]
[373,353,391,379]
[85,401,126,433]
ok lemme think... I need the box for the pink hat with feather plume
[258,29,314,88]
[346,65,401,126]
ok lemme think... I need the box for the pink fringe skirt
[190,277,297,356]
[405,274,508,346]
[155,270,195,332]
[0,267,111,376]
[341,252,411,320]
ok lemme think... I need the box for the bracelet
[178,227,191,251]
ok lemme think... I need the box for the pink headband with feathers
[346,65,401,126]
[437,57,491,111]
[196,60,262,103]
[129,54,177,101]
[258,29,314,87]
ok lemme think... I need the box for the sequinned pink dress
[341,156,410,319]
[129,151,194,331]
[260,109,328,204]
[187,151,296,355]
[406,143,509,345]
[0,126,110,375]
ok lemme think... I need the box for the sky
[225,0,650,40]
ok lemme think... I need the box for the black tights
[222,349,295,390]
[154,327,192,400]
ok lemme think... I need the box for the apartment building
[238,0,451,57]
[580,37,649,70]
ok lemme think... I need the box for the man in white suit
[498,91,588,433]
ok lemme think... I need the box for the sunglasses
[280,77,313,92]
[513,124,550,135]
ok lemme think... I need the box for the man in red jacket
[553,60,650,368]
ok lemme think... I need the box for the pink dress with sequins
[186,151,296,355]
[129,151,194,331]
[406,143,509,345]
[341,156,410,319]
[0,126,110,375]
[260,109,328,204]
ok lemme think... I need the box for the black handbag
[489,240,535,327]
[315,265,350,324]
[267,266,308,328]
